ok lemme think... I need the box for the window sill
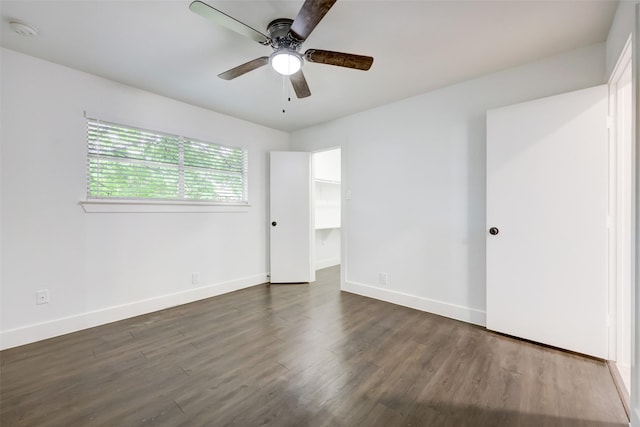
[80,200,250,213]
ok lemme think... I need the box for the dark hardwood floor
[0,266,628,426]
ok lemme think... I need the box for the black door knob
[271,221,277,227]
[489,227,499,235]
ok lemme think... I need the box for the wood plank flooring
[0,266,628,426]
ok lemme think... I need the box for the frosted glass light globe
[270,51,302,76]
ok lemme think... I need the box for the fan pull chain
[282,75,287,114]
[281,75,292,114]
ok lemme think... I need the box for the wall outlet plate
[36,289,49,305]
[192,272,200,285]
[379,273,388,286]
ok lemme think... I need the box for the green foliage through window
[87,119,248,203]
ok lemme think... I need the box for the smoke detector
[9,20,39,37]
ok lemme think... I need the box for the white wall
[291,43,606,325]
[0,48,289,349]
[314,149,341,182]
[315,228,340,270]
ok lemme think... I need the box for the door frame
[633,7,640,425]
[608,33,635,407]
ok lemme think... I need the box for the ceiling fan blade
[289,0,337,41]
[290,70,311,98]
[189,1,271,45]
[304,49,373,71]
[218,57,269,80]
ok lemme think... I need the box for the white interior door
[270,151,314,283]
[486,85,608,359]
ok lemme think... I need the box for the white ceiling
[1,0,617,132]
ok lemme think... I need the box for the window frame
[83,117,250,212]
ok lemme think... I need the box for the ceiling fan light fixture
[270,50,302,76]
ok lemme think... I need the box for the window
[87,118,248,204]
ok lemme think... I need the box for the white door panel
[486,85,608,358]
[270,151,314,283]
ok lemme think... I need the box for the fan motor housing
[267,18,293,40]
[267,18,302,51]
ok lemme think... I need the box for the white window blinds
[87,118,248,203]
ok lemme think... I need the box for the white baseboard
[342,280,486,326]
[315,257,340,270]
[0,273,267,350]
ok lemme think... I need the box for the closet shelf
[315,179,340,185]
[315,225,341,230]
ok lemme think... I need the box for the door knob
[271,221,277,227]
[489,227,499,235]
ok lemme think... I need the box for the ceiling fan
[189,0,374,99]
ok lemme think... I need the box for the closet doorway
[312,148,341,271]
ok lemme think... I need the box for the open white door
[486,85,608,359]
[270,151,315,283]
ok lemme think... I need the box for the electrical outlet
[379,273,388,286]
[192,272,200,285]
[36,289,49,305]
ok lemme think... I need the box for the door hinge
[606,115,614,129]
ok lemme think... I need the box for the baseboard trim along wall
[342,280,487,327]
[0,273,268,350]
